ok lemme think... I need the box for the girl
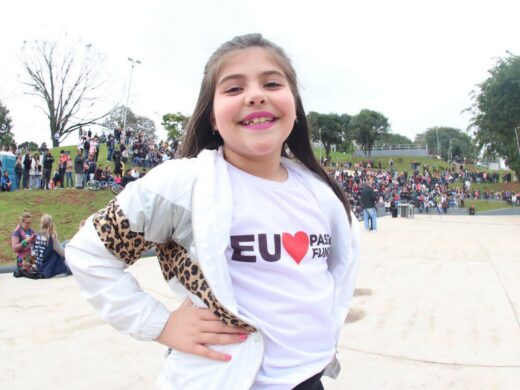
[33,214,71,278]
[65,154,74,188]
[66,34,360,390]
[12,211,37,272]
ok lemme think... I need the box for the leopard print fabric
[93,198,256,332]
[92,199,154,265]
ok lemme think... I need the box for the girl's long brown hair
[181,33,351,224]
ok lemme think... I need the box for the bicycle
[86,180,124,195]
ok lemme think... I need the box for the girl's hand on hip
[156,298,249,362]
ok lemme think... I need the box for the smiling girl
[66,33,360,390]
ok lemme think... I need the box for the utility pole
[436,128,440,158]
[515,127,520,157]
[123,57,141,133]
[319,128,322,164]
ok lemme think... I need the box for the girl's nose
[245,87,267,105]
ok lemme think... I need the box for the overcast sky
[1,0,519,146]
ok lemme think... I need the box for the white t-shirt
[225,162,335,389]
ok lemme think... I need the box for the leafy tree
[162,112,189,141]
[18,141,39,151]
[102,105,157,140]
[415,127,474,161]
[21,39,110,146]
[0,100,15,149]
[134,115,157,140]
[307,112,350,161]
[378,133,413,147]
[349,109,390,156]
[468,52,520,178]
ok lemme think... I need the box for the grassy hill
[0,187,114,264]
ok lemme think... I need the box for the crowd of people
[1,127,181,191]
[333,159,519,224]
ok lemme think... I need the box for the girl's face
[213,47,296,167]
[21,218,31,230]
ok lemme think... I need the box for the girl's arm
[12,233,23,253]
[66,218,170,341]
[52,235,65,257]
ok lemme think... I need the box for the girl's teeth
[244,117,272,125]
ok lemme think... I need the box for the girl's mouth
[239,117,276,126]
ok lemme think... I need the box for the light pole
[515,127,520,157]
[436,128,440,158]
[123,57,141,134]
[319,128,322,163]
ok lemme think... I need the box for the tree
[307,112,350,161]
[468,52,520,178]
[21,39,110,147]
[102,105,157,140]
[379,133,413,146]
[349,109,390,156]
[0,100,15,149]
[415,127,474,161]
[18,141,39,151]
[162,112,189,141]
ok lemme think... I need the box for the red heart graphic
[282,231,309,265]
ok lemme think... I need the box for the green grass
[0,188,114,265]
[469,199,515,212]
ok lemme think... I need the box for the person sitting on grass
[1,170,12,192]
[51,169,61,189]
[93,164,106,182]
[11,211,38,277]
[114,173,123,186]
[33,214,72,278]
[103,166,114,182]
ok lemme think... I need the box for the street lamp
[515,127,520,157]
[319,128,322,163]
[123,57,141,134]
[436,128,440,158]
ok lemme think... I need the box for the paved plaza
[2,213,519,389]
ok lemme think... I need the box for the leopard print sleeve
[92,198,155,265]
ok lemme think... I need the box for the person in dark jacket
[360,183,378,231]
[23,152,32,189]
[14,156,23,190]
[42,150,55,190]
[74,149,85,188]
[33,214,71,278]
[1,171,12,192]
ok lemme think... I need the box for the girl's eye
[224,86,242,94]
[265,81,282,88]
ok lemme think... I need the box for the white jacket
[65,148,360,389]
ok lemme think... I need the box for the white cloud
[1,0,519,145]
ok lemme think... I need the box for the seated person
[1,171,12,192]
[103,166,114,182]
[94,165,106,181]
[52,170,60,188]
[12,211,37,272]
[33,214,71,278]
[114,173,123,185]
[121,169,137,187]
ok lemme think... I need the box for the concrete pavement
[2,213,520,389]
